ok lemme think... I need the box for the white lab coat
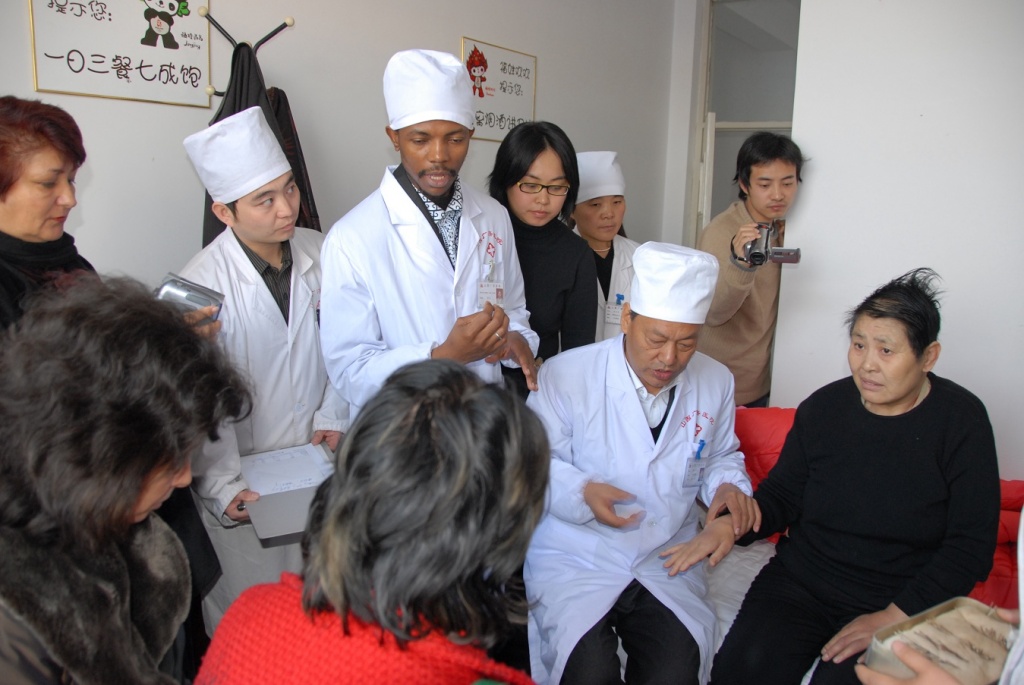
[179,226,349,630]
[573,231,641,341]
[524,335,750,684]
[319,167,538,413]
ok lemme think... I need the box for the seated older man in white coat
[525,243,760,685]
[180,107,349,631]
[319,49,538,416]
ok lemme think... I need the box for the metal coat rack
[198,7,294,97]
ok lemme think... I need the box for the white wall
[1,0,696,282]
[14,1,1014,473]
[773,0,1024,478]
[709,30,797,122]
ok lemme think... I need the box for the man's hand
[486,330,538,391]
[225,489,260,522]
[731,222,764,265]
[432,301,508,364]
[311,430,343,452]
[854,640,962,685]
[660,515,736,576]
[184,305,222,340]
[822,603,907,664]
[705,483,761,536]
[583,482,644,529]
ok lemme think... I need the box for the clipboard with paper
[239,443,333,540]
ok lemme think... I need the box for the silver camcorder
[154,273,224,325]
[743,221,801,266]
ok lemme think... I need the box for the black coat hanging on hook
[201,42,321,247]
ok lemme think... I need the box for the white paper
[240,443,334,495]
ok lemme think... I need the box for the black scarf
[0,230,94,328]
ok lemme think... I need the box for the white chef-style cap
[183,106,291,204]
[629,243,719,325]
[576,151,626,204]
[384,49,475,131]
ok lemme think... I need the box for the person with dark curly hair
[196,359,549,685]
[0,94,224,679]
[0,276,251,685]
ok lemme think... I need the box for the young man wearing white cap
[319,49,538,415]
[523,243,759,684]
[179,106,349,631]
[572,150,641,342]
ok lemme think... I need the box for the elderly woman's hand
[660,514,737,576]
[822,603,908,664]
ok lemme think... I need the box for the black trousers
[711,557,864,685]
[561,580,700,685]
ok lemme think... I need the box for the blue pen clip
[695,438,706,460]
[615,293,625,305]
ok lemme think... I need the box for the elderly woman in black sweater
[711,269,1000,685]
[488,121,596,397]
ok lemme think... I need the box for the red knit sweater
[196,573,535,685]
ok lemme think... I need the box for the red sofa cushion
[734,407,795,489]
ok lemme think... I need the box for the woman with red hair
[0,95,90,327]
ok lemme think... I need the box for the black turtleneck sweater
[0,230,94,328]
[509,214,597,361]
[740,374,999,617]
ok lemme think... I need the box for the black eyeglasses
[516,181,571,196]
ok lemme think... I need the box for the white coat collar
[613,235,634,271]
[378,165,485,282]
[214,227,311,334]
[607,334,692,448]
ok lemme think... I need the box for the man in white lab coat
[319,49,538,415]
[180,107,349,631]
[525,243,758,685]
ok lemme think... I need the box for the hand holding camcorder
[743,221,801,266]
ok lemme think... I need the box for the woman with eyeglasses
[488,121,597,397]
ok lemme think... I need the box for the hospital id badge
[605,294,625,325]
[478,280,505,307]
[605,303,624,325]
[683,458,706,488]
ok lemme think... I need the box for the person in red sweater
[196,359,549,685]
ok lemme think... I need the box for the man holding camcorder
[696,131,805,408]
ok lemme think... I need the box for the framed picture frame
[29,0,211,108]
[461,37,536,143]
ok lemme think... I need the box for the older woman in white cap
[572,150,642,342]
[524,242,759,685]
[319,49,538,417]
[179,106,349,632]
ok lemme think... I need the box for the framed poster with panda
[29,0,211,108]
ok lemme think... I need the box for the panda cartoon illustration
[140,0,190,50]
